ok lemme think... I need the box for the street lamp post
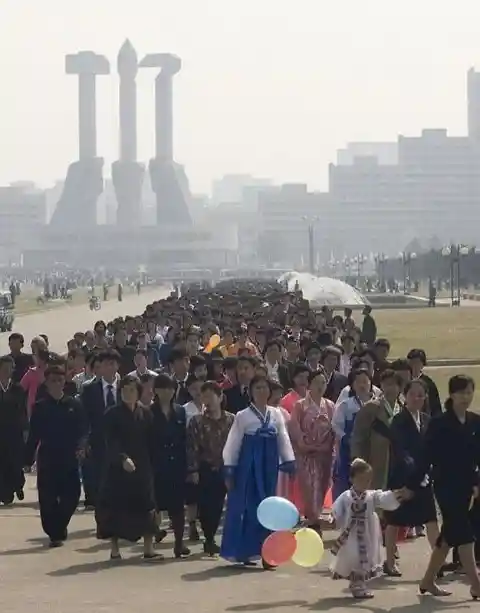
[302,216,319,275]
[353,253,367,286]
[308,224,314,274]
[442,244,469,306]
[374,253,388,291]
[400,251,417,295]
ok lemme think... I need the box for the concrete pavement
[0,286,171,354]
[0,479,476,613]
[0,283,477,611]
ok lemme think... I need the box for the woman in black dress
[151,373,190,558]
[383,379,438,576]
[419,375,480,598]
[95,375,159,561]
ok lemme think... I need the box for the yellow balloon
[292,528,324,568]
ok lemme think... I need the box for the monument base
[149,158,192,225]
[50,158,104,228]
[25,224,238,272]
[112,160,145,226]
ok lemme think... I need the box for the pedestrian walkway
[0,478,476,613]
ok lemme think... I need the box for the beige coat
[350,398,392,490]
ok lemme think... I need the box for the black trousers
[81,449,104,507]
[198,464,226,542]
[38,468,80,541]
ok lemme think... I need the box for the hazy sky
[1,0,480,194]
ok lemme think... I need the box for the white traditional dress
[330,488,400,584]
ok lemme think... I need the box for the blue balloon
[257,496,299,531]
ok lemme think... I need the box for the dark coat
[324,371,348,403]
[9,353,34,384]
[224,384,251,415]
[80,379,120,457]
[419,373,442,417]
[278,363,293,393]
[388,408,430,491]
[0,383,27,501]
[25,394,87,474]
[150,402,188,513]
[385,408,436,527]
[96,403,156,542]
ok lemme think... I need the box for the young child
[330,458,406,599]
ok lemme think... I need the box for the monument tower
[50,51,110,228]
[112,40,144,227]
[140,53,192,225]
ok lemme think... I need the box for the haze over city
[1,0,480,193]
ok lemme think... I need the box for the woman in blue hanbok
[221,375,295,567]
[332,369,373,500]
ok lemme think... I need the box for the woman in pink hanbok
[278,364,310,508]
[288,368,335,529]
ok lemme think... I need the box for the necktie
[106,384,116,408]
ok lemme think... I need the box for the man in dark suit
[79,349,120,509]
[321,345,348,403]
[111,328,135,377]
[8,333,34,384]
[224,355,256,414]
[169,348,191,405]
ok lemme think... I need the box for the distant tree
[404,238,424,254]
[427,235,443,251]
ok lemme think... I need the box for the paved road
[0,286,171,354]
[0,285,477,610]
[0,480,476,613]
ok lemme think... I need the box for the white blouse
[332,396,363,439]
[223,405,295,468]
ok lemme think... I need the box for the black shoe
[155,528,167,544]
[174,544,191,559]
[16,489,24,501]
[83,501,95,511]
[189,522,200,542]
[441,561,460,573]
[142,552,164,562]
[49,539,63,548]
[261,558,277,571]
[203,540,220,556]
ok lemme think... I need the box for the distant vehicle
[89,296,101,311]
[0,290,15,332]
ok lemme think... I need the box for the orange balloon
[204,334,221,354]
[261,531,297,566]
[209,334,221,348]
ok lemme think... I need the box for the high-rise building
[257,184,332,267]
[467,68,480,141]
[0,183,47,263]
[328,70,480,256]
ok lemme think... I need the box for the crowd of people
[0,279,479,600]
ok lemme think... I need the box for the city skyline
[1,0,480,194]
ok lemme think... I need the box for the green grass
[373,308,480,360]
[425,366,480,410]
